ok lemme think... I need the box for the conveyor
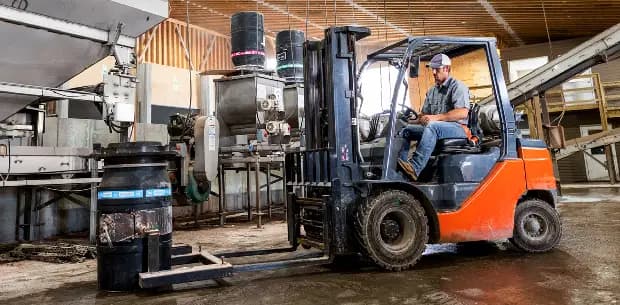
[479,23,620,107]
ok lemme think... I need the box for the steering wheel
[400,105,419,122]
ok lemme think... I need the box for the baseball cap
[426,54,451,68]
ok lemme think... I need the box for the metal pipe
[282,160,288,221]
[89,157,98,243]
[14,188,21,241]
[218,164,226,226]
[255,158,261,228]
[266,163,271,219]
[246,162,252,221]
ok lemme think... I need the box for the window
[507,56,549,83]
[359,64,408,116]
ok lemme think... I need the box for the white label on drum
[257,84,267,100]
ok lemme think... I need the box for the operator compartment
[352,37,511,211]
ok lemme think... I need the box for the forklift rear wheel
[509,199,562,253]
[355,190,428,271]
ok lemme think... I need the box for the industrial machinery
[134,26,561,288]
[184,14,306,226]
[0,0,169,243]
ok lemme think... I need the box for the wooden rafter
[168,0,620,47]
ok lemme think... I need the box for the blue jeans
[400,121,467,175]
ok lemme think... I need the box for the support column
[539,92,562,192]
[595,73,617,184]
[539,93,551,133]
[246,162,252,221]
[23,188,33,241]
[56,83,69,119]
[89,157,98,243]
[255,158,262,229]
[525,101,537,139]
[218,164,226,226]
[136,63,152,124]
[532,95,544,140]
[282,160,287,221]
[266,162,271,219]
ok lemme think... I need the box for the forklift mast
[286,27,370,255]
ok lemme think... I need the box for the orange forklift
[138,26,562,288]
[284,26,561,270]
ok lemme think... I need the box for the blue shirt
[421,77,470,124]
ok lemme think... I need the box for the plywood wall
[147,63,201,109]
[136,19,234,72]
[409,49,492,110]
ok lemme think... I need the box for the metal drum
[230,12,265,69]
[276,30,305,83]
[96,142,176,291]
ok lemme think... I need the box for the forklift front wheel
[509,199,562,253]
[355,190,429,271]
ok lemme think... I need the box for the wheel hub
[380,219,401,243]
[524,214,545,238]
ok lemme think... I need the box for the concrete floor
[1,189,619,305]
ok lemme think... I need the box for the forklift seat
[433,104,483,154]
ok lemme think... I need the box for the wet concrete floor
[1,188,619,305]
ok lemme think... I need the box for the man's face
[432,66,450,85]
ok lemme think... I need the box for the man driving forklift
[398,53,471,180]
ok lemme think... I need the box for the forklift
[285,26,561,270]
[138,26,562,288]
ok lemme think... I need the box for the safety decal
[145,188,172,198]
[98,190,143,200]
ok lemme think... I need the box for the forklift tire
[509,199,562,253]
[355,190,428,271]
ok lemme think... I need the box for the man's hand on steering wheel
[400,105,419,122]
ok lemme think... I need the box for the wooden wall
[409,49,492,110]
[136,19,234,72]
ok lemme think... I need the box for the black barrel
[96,142,176,291]
[276,30,305,83]
[230,12,265,68]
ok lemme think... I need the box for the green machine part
[186,168,210,204]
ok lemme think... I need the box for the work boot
[397,159,418,181]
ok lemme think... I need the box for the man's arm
[419,108,467,125]
[434,108,468,122]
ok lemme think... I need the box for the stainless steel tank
[215,73,289,146]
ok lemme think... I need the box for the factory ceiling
[169,0,620,48]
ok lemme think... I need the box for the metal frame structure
[217,156,286,227]
[0,5,136,49]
